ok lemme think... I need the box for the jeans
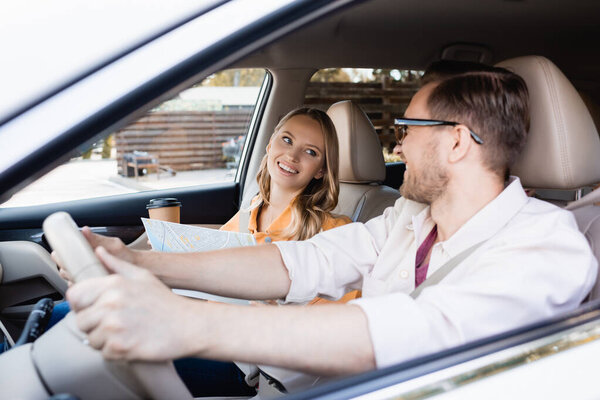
[47,302,255,397]
[48,301,71,329]
[174,358,256,397]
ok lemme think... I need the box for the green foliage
[310,68,424,84]
[81,148,92,159]
[101,134,114,159]
[310,69,352,82]
[373,69,421,83]
[202,69,266,87]
[371,68,393,81]
[79,135,113,159]
[383,147,403,163]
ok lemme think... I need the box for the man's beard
[399,143,449,205]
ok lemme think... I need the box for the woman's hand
[67,246,199,361]
[81,226,136,263]
[51,251,74,286]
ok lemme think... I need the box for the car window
[305,68,423,163]
[0,68,268,208]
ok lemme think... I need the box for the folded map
[141,218,256,252]
[141,218,256,305]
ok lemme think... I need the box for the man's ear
[447,125,472,163]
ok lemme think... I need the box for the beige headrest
[327,101,385,183]
[496,56,600,189]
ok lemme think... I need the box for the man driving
[66,66,597,395]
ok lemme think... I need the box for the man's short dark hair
[427,68,530,180]
[421,60,499,85]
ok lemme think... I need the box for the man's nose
[393,143,406,163]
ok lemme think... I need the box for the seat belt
[235,194,259,387]
[249,240,489,398]
[238,191,258,234]
[410,240,487,299]
[239,210,251,234]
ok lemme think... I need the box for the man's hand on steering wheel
[52,227,137,285]
[66,246,199,361]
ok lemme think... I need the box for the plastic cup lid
[146,198,182,209]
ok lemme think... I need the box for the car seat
[326,100,401,222]
[496,56,600,300]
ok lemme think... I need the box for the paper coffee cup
[146,198,181,223]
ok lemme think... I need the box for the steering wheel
[32,212,193,400]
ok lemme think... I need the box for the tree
[310,68,351,82]
[372,69,421,83]
[202,69,266,87]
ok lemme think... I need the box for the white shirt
[275,177,597,368]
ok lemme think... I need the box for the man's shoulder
[500,196,582,244]
[520,197,578,226]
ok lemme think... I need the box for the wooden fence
[115,109,253,172]
[114,80,420,172]
[305,79,421,148]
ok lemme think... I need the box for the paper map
[141,218,255,305]
[141,218,256,252]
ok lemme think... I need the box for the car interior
[1,0,600,398]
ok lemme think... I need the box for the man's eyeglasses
[394,118,484,145]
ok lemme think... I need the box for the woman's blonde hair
[254,107,340,241]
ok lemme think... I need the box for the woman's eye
[306,149,317,157]
[282,136,292,144]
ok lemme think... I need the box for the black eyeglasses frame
[393,118,484,145]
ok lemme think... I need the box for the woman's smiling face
[266,114,326,194]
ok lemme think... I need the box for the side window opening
[305,68,424,163]
[1,69,268,208]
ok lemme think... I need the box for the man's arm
[68,247,376,375]
[82,214,390,302]
[199,301,375,375]
[137,244,292,300]
[82,227,292,300]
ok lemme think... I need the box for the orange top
[220,198,361,304]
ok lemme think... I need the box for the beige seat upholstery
[327,100,401,222]
[497,56,600,190]
[496,56,600,300]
